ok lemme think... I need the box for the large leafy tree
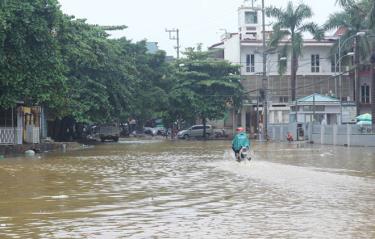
[128,43,172,126]
[0,0,243,139]
[170,46,243,138]
[0,0,66,109]
[266,2,323,101]
[56,16,154,124]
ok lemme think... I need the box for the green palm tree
[324,2,371,61]
[266,2,323,101]
[336,0,375,28]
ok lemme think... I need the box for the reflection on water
[0,140,374,238]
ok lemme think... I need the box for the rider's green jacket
[232,132,250,151]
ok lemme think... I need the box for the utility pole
[261,0,268,140]
[338,36,342,100]
[372,63,375,130]
[354,35,360,116]
[165,28,180,59]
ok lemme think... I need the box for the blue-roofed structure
[296,93,340,104]
[290,93,342,125]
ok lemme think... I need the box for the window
[311,54,320,72]
[290,106,300,112]
[278,54,287,70]
[361,84,370,103]
[246,27,256,31]
[331,53,340,72]
[246,54,255,72]
[282,111,289,123]
[279,96,289,103]
[302,106,325,111]
[245,11,258,24]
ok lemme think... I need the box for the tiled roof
[208,42,224,49]
[334,26,348,37]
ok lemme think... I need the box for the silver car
[177,125,213,139]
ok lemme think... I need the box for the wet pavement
[0,139,374,238]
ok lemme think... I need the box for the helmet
[236,127,245,132]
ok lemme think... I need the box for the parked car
[177,125,213,139]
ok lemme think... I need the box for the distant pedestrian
[129,118,136,135]
[287,132,294,142]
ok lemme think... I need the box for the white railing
[0,127,17,144]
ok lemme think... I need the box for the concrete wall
[224,35,240,64]
[269,123,375,147]
[268,124,292,141]
[311,124,375,147]
[238,6,263,39]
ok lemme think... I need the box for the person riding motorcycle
[232,127,250,160]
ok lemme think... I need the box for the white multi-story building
[210,1,353,134]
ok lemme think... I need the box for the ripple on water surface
[0,140,374,238]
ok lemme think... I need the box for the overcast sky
[58,0,342,57]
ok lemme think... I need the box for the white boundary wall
[269,123,375,147]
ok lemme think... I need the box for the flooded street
[0,140,375,238]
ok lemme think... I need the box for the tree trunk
[291,51,298,101]
[372,60,375,130]
[355,36,360,116]
[202,117,207,139]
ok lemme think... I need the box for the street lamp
[335,51,354,69]
[334,52,354,99]
[336,31,366,107]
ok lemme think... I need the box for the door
[190,126,203,137]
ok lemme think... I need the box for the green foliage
[326,0,375,63]
[0,0,66,108]
[167,47,243,132]
[0,0,174,127]
[335,0,375,28]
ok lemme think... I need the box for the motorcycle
[236,147,252,162]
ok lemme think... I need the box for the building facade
[210,1,354,135]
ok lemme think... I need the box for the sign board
[341,103,357,123]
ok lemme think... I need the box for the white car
[143,127,158,136]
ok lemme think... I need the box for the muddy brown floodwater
[0,139,374,238]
